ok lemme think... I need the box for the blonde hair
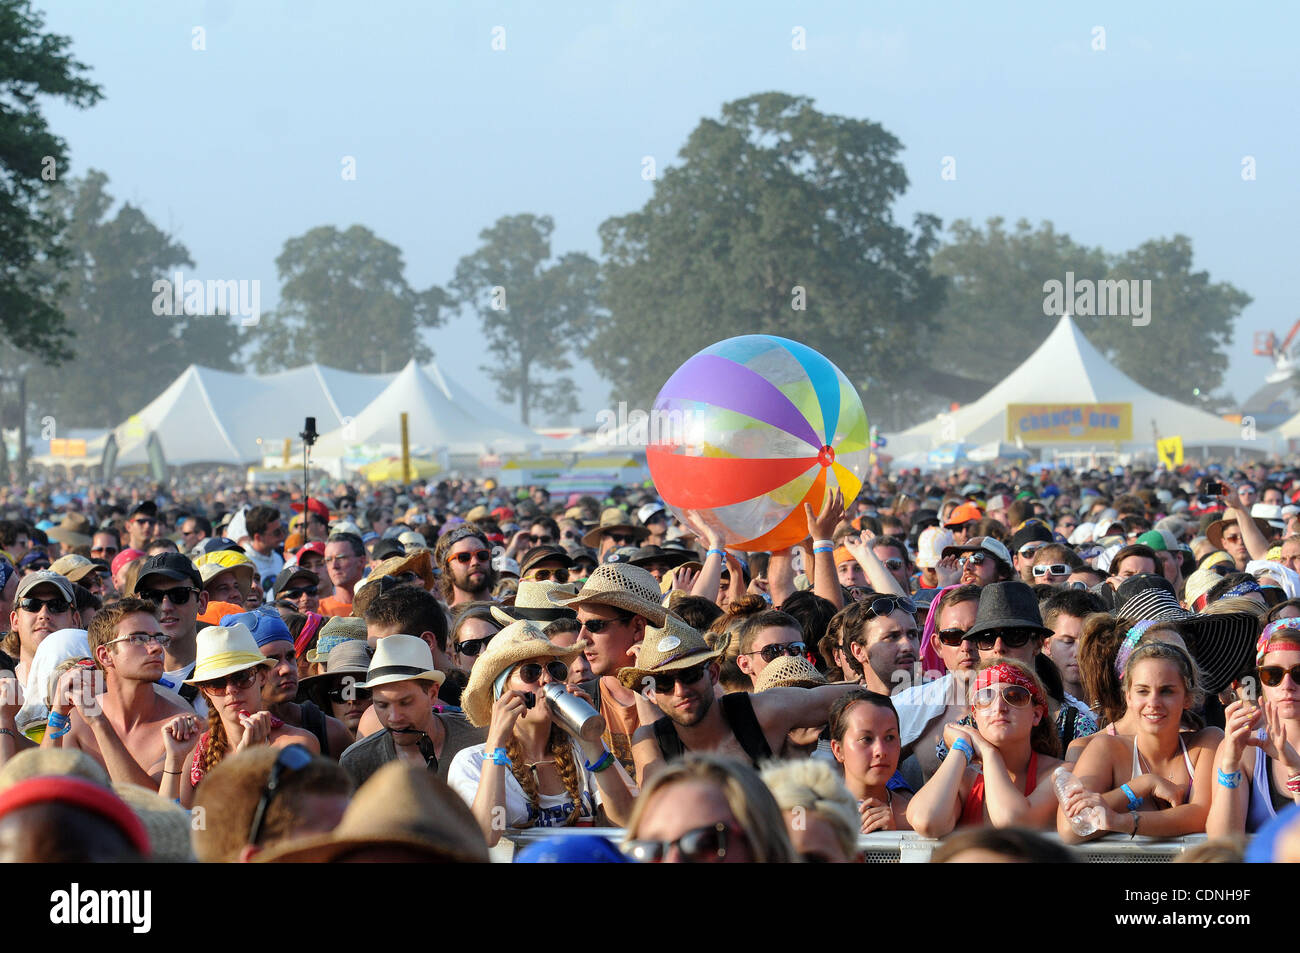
[760,758,859,860]
[505,723,583,828]
[625,753,797,863]
[1202,595,1268,622]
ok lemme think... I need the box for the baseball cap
[273,565,319,596]
[941,536,1013,568]
[15,570,75,604]
[520,545,573,575]
[190,537,242,558]
[915,526,954,569]
[944,502,983,527]
[370,539,405,562]
[1009,522,1053,553]
[133,553,202,592]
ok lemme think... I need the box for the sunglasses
[106,632,173,648]
[91,546,119,557]
[974,629,1036,651]
[743,641,806,663]
[1018,543,1046,558]
[199,667,261,694]
[530,568,570,583]
[1032,564,1070,577]
[882,558,905,571]
[959,552,989,568]
[1258,665,1300,688]
[452,551,491,565]
[580,614,634,634]
[936,628,978,647]
[136,587,200,606]
[652,663,709,694]
[973,685,1034,709]
[528,534,554,545]
[864,595,915,618]
[623,823,741,863]
[562,530,583,541]
[455,634,495,657]
[247,744,314,846]
[606,533,637,546]
[281,586,319,599]
[516,660,570,684]
[131,517,158,526]
[18,596,70,613]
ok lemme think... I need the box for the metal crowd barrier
[490,826,1206,862]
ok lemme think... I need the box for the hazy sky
[34,0,1300,428]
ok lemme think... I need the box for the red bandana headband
[975,663,1045,709]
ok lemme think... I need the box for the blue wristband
[47,710,70,730]
[950,737,974,763]
[706,549,726,559]
[488,747,512,767]
[813,547,834,555]
[584,749,614,773]
[1216,768,1242,789]
[1121,783,1143,811]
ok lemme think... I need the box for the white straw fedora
[357,634,445,690]
[184,624,274,685]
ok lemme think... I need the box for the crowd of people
[3,459,1300,863]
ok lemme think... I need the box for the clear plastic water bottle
[1053,766,1101,836]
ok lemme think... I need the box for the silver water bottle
[542,682,604,742]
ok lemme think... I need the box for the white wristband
[812,539,834,550]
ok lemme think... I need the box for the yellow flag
[1157,436,1184,468]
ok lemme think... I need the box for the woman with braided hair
[165,622,318,808]
[449,619,636,847]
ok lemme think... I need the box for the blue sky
[35,0,1300,426]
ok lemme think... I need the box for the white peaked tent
[101,364,394,467]
[886,315,1255,458]
[309,359,543,457]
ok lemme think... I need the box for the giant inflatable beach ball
[646,335,869,551]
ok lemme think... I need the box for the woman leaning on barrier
[906,658,1063,838]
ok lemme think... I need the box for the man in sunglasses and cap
[942,536,1015,588]
[623,616,860,785]
[338,634,484,786]
[129,552,210,716]
[9,570,81,685]
[123,502,160,553]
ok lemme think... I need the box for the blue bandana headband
[0,556,13,592]
[1116,619,1160,677]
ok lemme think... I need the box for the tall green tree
[930,219,1250,409]
[593,92,947,412]
[249,225,448,373]
[450,214,601,425]
[0,0,102,361]
[12,171,244,428]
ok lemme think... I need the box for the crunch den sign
[1007,403,1132,444]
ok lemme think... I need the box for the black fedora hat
[965,581,1053,640]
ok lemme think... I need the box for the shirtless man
[893,585,980,785]
[626,620,858,786]
[43,597,197,787]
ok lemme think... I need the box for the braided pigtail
[548,724,583,827]
[203,704,229,774]
[505,735,540,824]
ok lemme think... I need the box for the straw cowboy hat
[357,634,445,691]
[368,549,435,591]
[547,562,667,627]
[297,639,374,707]
[255,762,489,863]
[306,616,368,664]
[616,614,726,690]
[753,655,828,692]
[581,508,650,548]
[47,513,93,548]
[460,620,587,729]
[183,624,274,685]
[490,579,577,624]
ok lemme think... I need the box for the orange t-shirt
[598,675,642,777]
[317,595,354,617]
